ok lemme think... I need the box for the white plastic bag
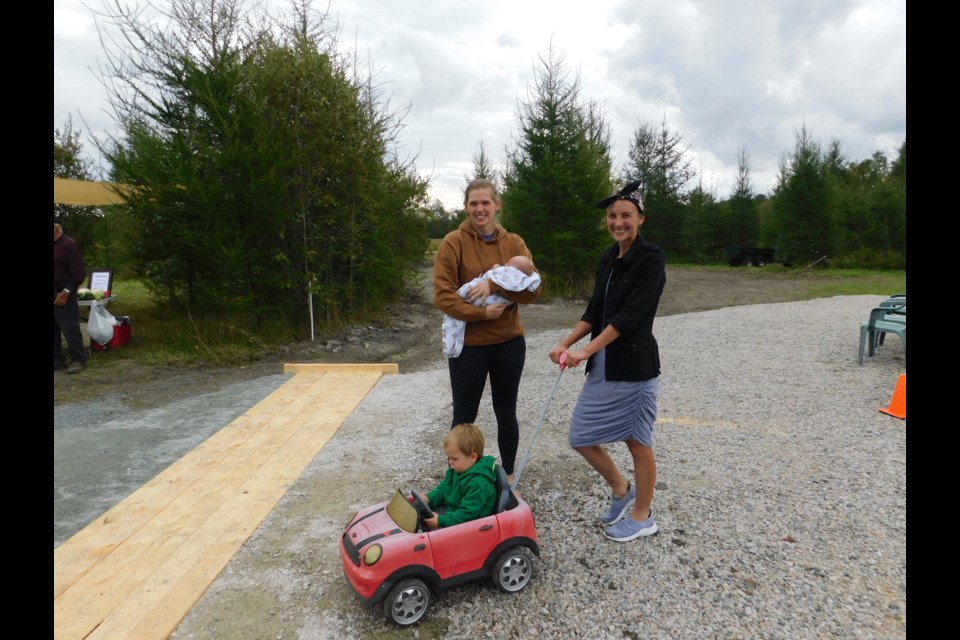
[87,301,118,345]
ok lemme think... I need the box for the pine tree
[770,124,837,265]
[621,117,696,257]
[501,44,613,294]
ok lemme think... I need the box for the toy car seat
[493,464,519,514]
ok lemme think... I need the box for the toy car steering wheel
[409,489,435,525]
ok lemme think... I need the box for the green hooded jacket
[426,454,498,528]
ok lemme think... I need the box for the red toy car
[340,465,540,626]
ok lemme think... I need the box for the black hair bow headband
[595,180,643,212]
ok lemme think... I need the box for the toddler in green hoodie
[423,423,498,529]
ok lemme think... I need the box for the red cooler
[91,317,133,350]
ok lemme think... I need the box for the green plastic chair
[875,296,906,346]
[858,302,906,364]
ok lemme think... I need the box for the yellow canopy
[54,178,133,206]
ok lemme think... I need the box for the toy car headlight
[363,544,383,566]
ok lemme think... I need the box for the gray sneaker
[599,484,636,525]
[67,361,87,374]
[604,509,658,542]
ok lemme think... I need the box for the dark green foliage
[621,118,696,258]
[766,128,905,269]
[770,125,838,266]
[55,117,137,276]
[470,138,499,185]
[682,186,722,263]
[720,147,760,252]
[423,199,461,238]
[830,144,906,266]
[96,0,427,331]
[501,46,613,294]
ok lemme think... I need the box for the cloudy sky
[54,0,906,211]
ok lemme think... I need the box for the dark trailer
[725,246,776,267]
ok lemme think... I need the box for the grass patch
[670,263,906,297]
[98,276,409,367]
[97,279,300,366]
[801,270,906,297]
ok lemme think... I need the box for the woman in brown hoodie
[433,179,542,484]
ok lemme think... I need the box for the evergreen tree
[884,139,907,260]
[834,150,885,258]
[844,144,905,266]
[770,124,837,265]
[501,44,613,294]
[456,136,499,221]
[621,117,696,257]
[470,137,498,184]
[723,146,759,250]
[889,139,906,183]
[94,0,426,327]
[424,198,458,238]
[683,184,721,262]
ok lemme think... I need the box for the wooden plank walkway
[53,363,398,640]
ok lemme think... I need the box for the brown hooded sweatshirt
[433,220,542,347]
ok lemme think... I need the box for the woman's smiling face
[465,187,499,235]
[606,199,644,246]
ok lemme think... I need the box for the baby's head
[443,423,485,473]
[506,255,536,276]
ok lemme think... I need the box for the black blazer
[581,237,666,381]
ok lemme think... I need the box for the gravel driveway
[153,295,907,639]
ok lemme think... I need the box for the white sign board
[88,270,113,291]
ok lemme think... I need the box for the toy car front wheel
[492,546,534,593]
[384,578,431,626]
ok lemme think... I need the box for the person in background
[548,180,666,542]
[433,178,543,486]
[54,218,87,374]
[421,423,498,529]
[441,255,541,358]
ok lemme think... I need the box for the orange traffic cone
[879,373,906,419]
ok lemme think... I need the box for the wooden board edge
[282,362,399,374]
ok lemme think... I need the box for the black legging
[447,336,526,474]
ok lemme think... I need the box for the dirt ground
[53,265,867,409]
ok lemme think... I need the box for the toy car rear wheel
[384,578,431,626]
[491,546,534,593]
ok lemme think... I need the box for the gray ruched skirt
[568,348,660,448]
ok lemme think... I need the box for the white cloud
[54,0,906,209]
[53,7,95,37]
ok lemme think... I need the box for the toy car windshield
[385,489,418,533]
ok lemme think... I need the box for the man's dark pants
[54,292,86,365]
